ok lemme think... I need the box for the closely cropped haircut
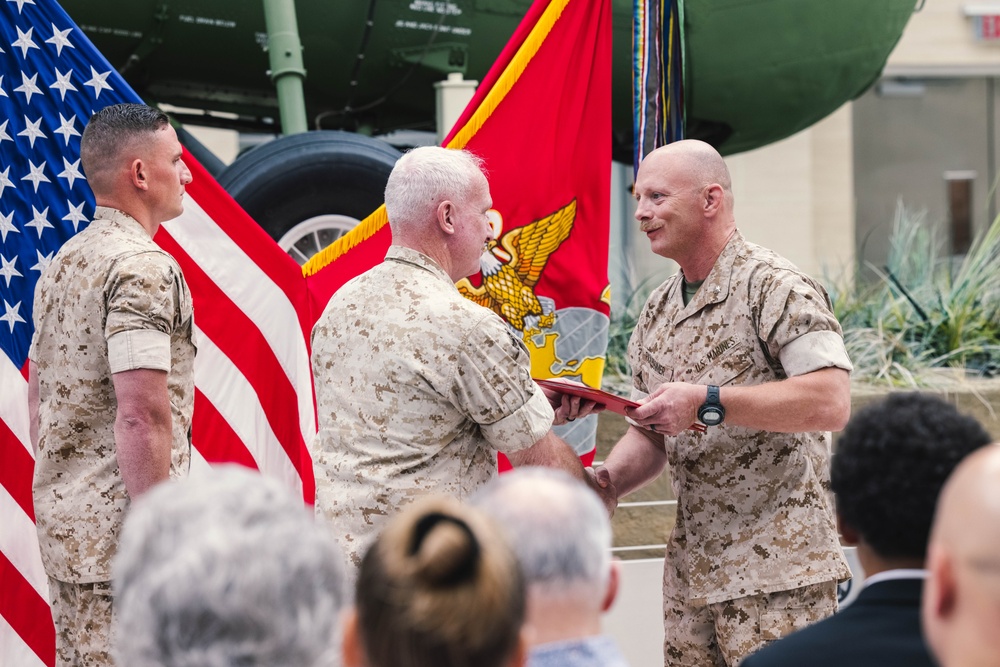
[383,146,485,230]
[355,496,525,667]
[80,103,170,182]
[831,392,991,560]
[472,467,612,599]
[113,466,347,667]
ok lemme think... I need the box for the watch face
[700,407,723,426]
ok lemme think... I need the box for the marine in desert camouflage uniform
[311,146,597,573]
[592,140,852,667]
[28,104,195,666]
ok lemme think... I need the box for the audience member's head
[113,466,347,667]
[832,392,991,573]
[472,467,618,646]
[343,495,526,667]
[922,444,1000,667]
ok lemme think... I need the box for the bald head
[643,139,733,198]
[923,444,1000,667]
[633,140,736,275]
[930,444,1000,553]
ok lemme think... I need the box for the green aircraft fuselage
[62,0,914,158]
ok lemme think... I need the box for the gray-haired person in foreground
[112,466,348,667]
[472,467,629,667]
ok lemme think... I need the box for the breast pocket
[689,341,753,387]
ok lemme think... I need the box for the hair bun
[410,512,480,586]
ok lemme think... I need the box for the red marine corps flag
[304,0,613,463]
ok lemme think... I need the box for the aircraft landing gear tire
[216,131,401,265]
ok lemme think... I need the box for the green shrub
[829,203,1000,386]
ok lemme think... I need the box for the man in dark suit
[741,392,991,667]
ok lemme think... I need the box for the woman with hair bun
[342,496,527,667]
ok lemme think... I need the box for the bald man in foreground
[922,444,1000,667]
[592,140,853,666]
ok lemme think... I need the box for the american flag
[0,2,317,665]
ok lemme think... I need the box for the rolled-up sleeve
[449,314,554,455]
[104,252,182,372]
[758,272,853,377]
[779,330,853,377]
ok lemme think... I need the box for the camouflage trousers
[49,577,115,667]
[663,577,838,667]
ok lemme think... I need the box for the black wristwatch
[697,385,725,426]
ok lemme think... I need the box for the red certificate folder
[535,379,639,416]
[534,379,708,432]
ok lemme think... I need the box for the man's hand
[539,379,606,426]
[626,382,704,436]
[585,465,619,517]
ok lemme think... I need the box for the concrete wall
[885,0,1000,75]
[724,105,856,278]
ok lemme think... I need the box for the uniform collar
[93,206,152,240]
[672,229,743,316]
[384,245,454,285]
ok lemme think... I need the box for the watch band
[698,384,725,426]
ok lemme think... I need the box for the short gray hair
[471,467,612,599]
[113,466,347,667]
[383,146,485,230]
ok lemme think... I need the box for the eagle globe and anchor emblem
[456,199,612,454]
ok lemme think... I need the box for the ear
[508,628,529,667]
[437,200,456,235]
[836,512,860,546]
[130,158,148,191]
[927,546,957,621]
[601,558,621,612]
[702,183,724,216]
[340,608,365,667]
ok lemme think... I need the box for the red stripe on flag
[0,551,55,667]
[154,233,315,500]
[181,152,315,344]
[0,424,35,521]
[191,390,260,471]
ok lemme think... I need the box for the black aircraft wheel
[217,131,401,265]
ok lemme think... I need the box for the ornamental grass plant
[829,204,1000,387]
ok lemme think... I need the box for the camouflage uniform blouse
[311,246,553,568]
[628,231,853,605]
[30,207,194,583]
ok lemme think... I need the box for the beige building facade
[655,0,1000,289]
